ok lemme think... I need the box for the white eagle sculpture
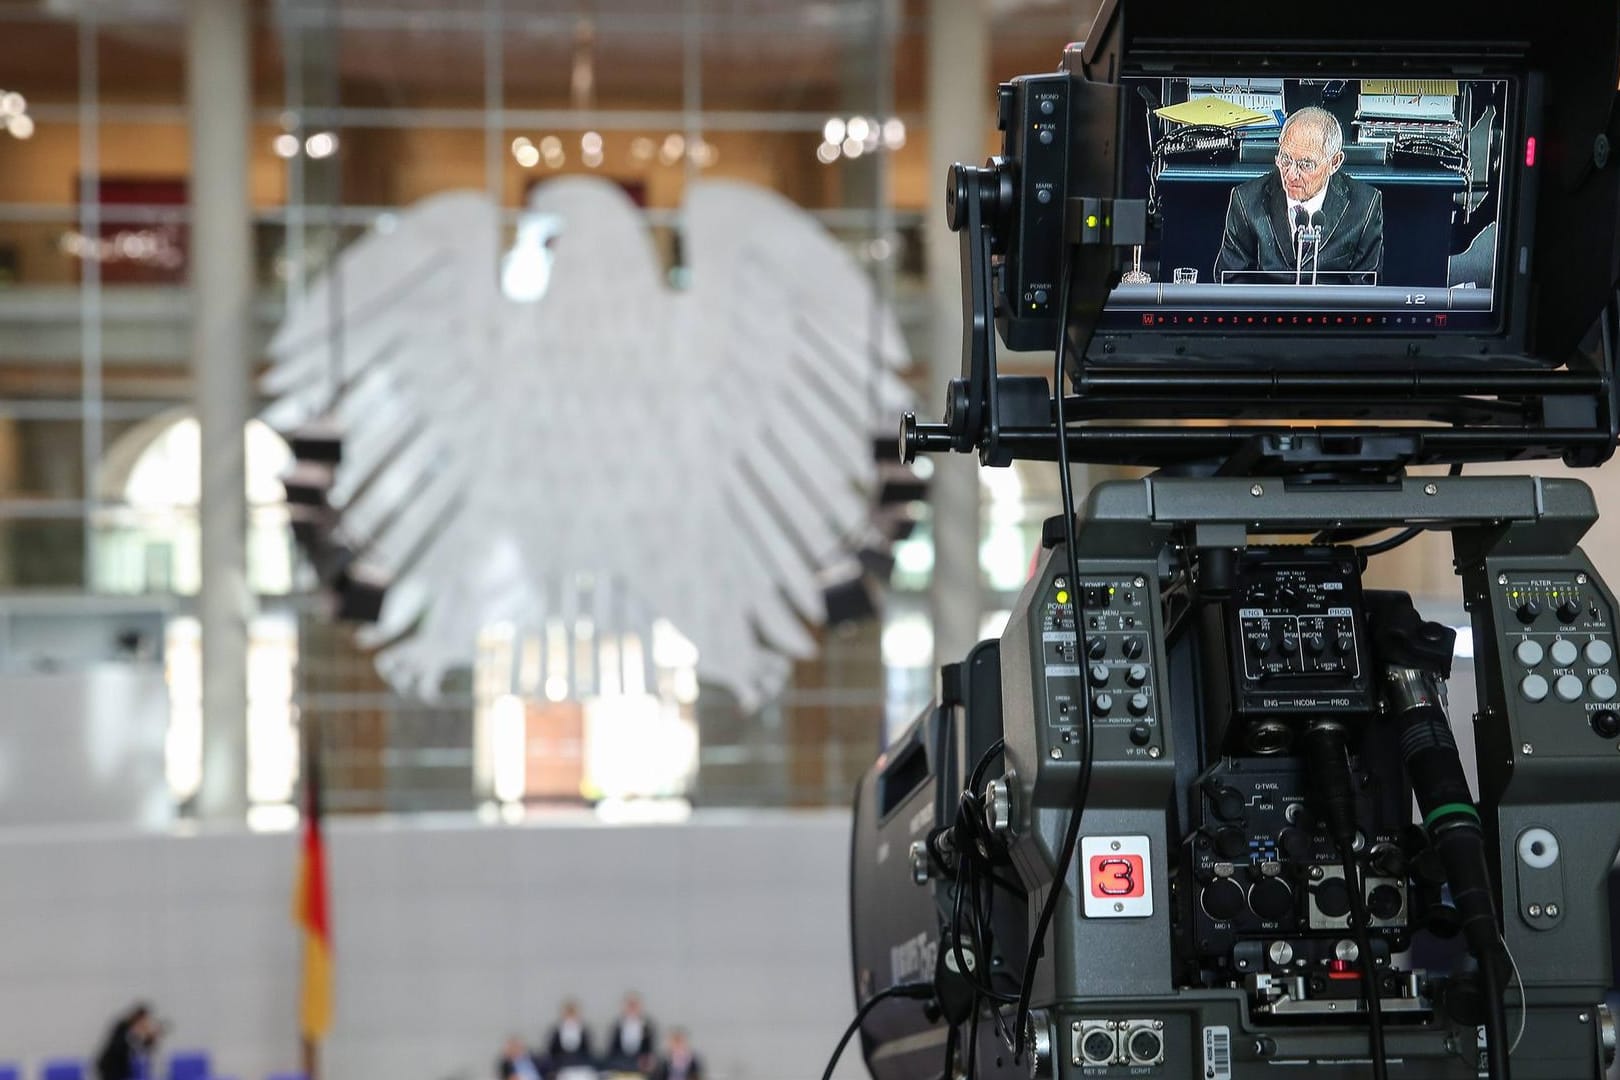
[263,177,911,710]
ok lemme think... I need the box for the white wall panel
[0,811,862,1080]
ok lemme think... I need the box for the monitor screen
[1095,75,1515,337]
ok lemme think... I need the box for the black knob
[1248,877,1295,922]
[1129,724,1151,747]
[1251,631,1273,656]
[1215,826,1249,859]
[1087,636,1108,659]
[1122,637,1145,659]
[1278,635,1299,655]
[1128,692,1150,716]
[1558,597,1583,623]
[1334,633,1355,655]
[1126,663,1148,687]
[1516,599,1543,624]
[1312,877,1352,919]
[1210,786,1246,822]
[1592,710,1620,739]
[1088,663,1110,687]
[1092,693,1114,715]
[1279,827,1313,861]
[1367,884,1404,921]
[1304,633,1325,655]
[1201,879,1246,922]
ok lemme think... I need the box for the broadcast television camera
[847,3,1620,1078]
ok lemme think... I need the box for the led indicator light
[1525,136,1536,167]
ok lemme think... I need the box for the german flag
[294,736,333,1041]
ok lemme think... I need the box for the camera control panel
[1037,572,1164,761]
[1488,569,1620,752]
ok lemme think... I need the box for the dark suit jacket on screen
[1214,169,1384,284]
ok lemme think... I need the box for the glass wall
[0,0,1095,818]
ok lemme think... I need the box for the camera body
[852,2,1620,1077]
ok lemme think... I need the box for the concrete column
[187,0,252,819]
[926,0,989,675]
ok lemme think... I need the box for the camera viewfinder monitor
[1091,73,1535,368]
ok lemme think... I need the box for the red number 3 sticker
[1089,854,1146,899]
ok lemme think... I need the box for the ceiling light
[580,130,603,155]
[883,117,907,149]
[304,131,339,159]
[515,143,541,168]
[823,117,846,144]
[272,133,300,158]
[845,116,871,143]
[815,140,840,164]
[6,114,34,140]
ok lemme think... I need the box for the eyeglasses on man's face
[1275,151,1326,175]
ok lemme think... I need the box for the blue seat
[265,1074,307,1080]
[167,1054,210,1080]
[41,1063,84,1080]
[0,1064,19,1080]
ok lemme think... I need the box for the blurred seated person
[546,999,595,1072]
[604,991,656,1073]
[498,1035,544,1080]
[96,1002,162,1080]
[649,1029,702,1080]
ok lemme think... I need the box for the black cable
[1014,258,1096,1059]
[1386,662,1511,1080]
[972,867,1016,1048]
[951,853,1019,1004]
[967,737,1006,794]
[1344,465,1466,558]
[966,988,982,1079]
[820,982,934,1080]
[1478,937,1512,1080]
[1354,526,1425,558]
[1343,851,1389,1080]
[1302,723,1389,1080]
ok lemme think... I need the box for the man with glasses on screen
[1214,105,1384,285]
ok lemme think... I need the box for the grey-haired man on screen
[1214,105,1384,284]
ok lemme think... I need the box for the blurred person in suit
[649,1029,702,1080]
[497,1035,544,1080]
[605,991,656,1073]
[95,1002,162,1080]
[546,999,595,1072]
